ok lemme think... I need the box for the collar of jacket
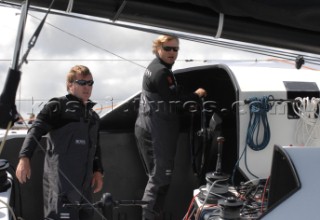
[155,56,174,70]
[65,94,97,109]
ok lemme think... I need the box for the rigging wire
[178,35,320,66]
[64,19,320,66]
[0,58,228,62]
[27,13,146,69]
[112,22,320,66]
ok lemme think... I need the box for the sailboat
[1,1,320,219]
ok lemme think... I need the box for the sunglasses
[73,80,94,86]
[162,46,179,52]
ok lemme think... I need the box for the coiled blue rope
[246,96,273,151]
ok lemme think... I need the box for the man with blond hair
[135,35,207,219]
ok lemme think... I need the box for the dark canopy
[2,0,320,55]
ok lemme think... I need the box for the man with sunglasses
[135,35,207,220]
[16,65,104,220]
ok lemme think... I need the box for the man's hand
[16,157,31,184]
[91,171,104,193]
[194,88,207,98]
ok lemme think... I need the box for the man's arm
[16,99,60,183]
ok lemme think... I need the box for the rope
[292,97,320,146]
[246,96,273,151]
